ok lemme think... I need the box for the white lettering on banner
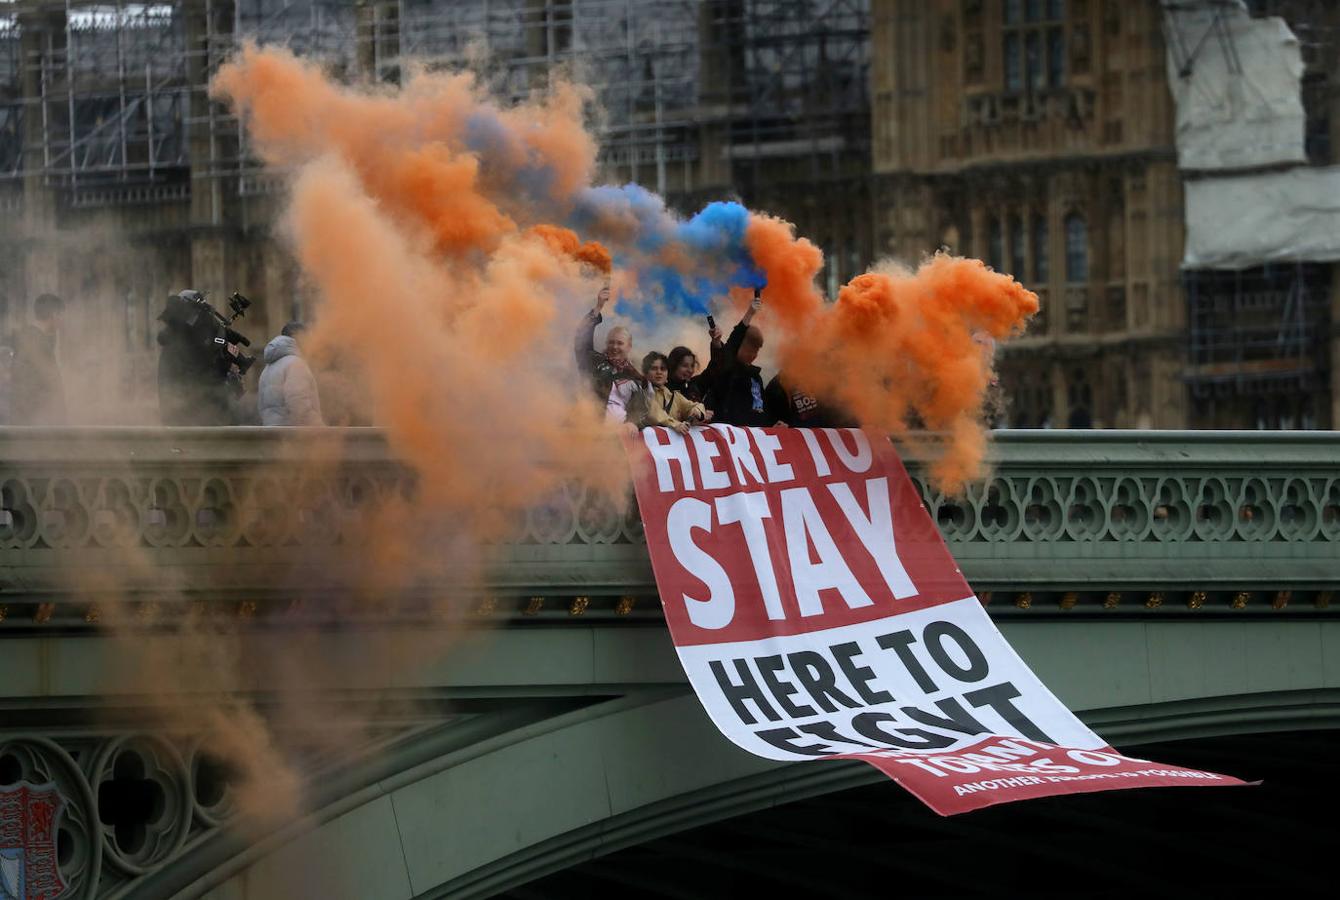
[626,427,1247,815]
[827,477,917,600]
[822,428,873,473]
[662,483,916,626]
[666,497,735,629]
[746,427,796,483]
[716,491,786,621]
[644,426,695,492]
[780,488,874,616]
[688,427,730,490]
[717,425,766,487]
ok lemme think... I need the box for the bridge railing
[0,428,1336,625]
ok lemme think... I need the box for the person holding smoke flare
[666,331,721,406]
[703,289,771,427]
[639,351,709,435]
[574,285,644,426]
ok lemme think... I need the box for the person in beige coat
[639,351,709,434]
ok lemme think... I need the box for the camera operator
[156,290,256,426]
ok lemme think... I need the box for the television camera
[157,289,257,397]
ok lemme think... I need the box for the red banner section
[626,426,1248,815]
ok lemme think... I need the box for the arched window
[987,217,1004,271]
[1032,214,1049,282]
[1064,212,1088,283]
[1009,214,1025,278]
[1066,367,1093,428]
[1005,0,1066,92]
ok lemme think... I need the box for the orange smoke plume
[212,43,597,260]
[526,224,613,274]
[745,214,825,330]
[777,255,1039,491]
[212,45,626,531]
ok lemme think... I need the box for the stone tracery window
[1032,213,1049,282]
[1002,0,1065,92]
[1064,212,1088,283]
[1009,214,1026,278]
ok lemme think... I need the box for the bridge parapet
[0,428,1336,626]
[0,428,1338,900]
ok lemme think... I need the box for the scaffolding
[1165,0,1338,416]
[1185,263,1330,397]
[0,0,871,208]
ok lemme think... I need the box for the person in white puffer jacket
[257,322,324,426]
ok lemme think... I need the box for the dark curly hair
[641,351,669,376]
[666,346,697,378]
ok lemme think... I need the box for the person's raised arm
[574,285,611,372]
[740,287,762,327]
[724,287,762,359]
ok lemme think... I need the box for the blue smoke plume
[455,115,767,320]
[463,110,558,211]
[570,186,765,321]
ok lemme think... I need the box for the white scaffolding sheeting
[1163,0,1306,171]
[1183,166,1340,269]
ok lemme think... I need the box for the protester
[666,325,722,406]
[574,285,643,425]
[257,321,324,426]
[703,289,770,427]
[641,351,709,434]
[9,293,68,426]
[764,373,852,428]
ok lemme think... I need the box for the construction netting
[1183,166,1340,269]
[1165,0,1340,269]
[1163,0,1306,171]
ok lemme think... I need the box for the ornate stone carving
[0,462,1337,557]
[0,737,103,899]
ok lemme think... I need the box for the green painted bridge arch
[0,428,1337,898]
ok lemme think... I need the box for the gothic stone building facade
[871,0,1339,430]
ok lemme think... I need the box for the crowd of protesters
[0,284,994,431]
[576,285,853,434]
[0,284,852,429]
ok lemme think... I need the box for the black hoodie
[703,322,770,427]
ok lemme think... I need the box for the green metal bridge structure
[0,428,1337,898]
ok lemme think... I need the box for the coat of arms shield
[0,783,67,900]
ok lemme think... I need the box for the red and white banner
[626,426,1248,815]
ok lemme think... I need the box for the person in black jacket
[665,320,722,405]
[763,373,853,428]
[704,289,772,427]
[156,291,234,426]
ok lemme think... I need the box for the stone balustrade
[0,427,1336,624]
